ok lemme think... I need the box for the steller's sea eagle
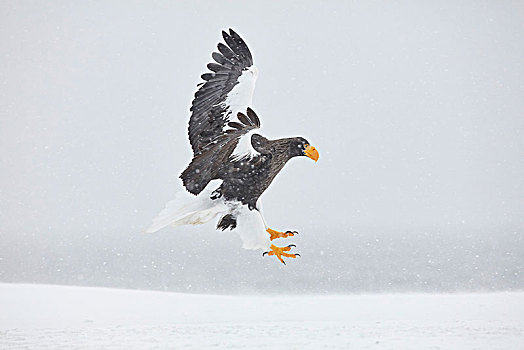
[147,29,319,264]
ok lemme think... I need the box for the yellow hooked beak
[304,145,319,162]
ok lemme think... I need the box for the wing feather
[236,112,251,126]
[206,62,225,73]
[246,108,260,127]
[217,43,237,60]
[212,52,236,68]
[229,29,253,63]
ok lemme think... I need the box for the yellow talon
[263,244,300,264]
[266,228,297,241]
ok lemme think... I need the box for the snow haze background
[1,1,523,294]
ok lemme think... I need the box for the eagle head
[289,137,319,162]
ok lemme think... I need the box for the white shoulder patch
[222,65,260,161]
[230,129,260,161]
[223,66,258,121]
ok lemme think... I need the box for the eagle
[147,29,319,264]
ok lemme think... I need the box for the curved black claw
[286,230,299,235]
[295,253,301,257]
[262,251,268,256]
[287,244,296,248]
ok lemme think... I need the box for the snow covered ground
[0,284,522,349]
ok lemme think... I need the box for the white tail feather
[146,181,226,233]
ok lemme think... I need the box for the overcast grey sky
[1,1,523,291]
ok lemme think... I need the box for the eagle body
[148,29,318,261]
[212,136,300,209]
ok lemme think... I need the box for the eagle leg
[266,228,298,241]
[263,244,300,265]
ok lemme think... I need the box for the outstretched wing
[188,28,258,155]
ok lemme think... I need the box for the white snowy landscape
[1,1,523,349]
[1,284,523,349]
